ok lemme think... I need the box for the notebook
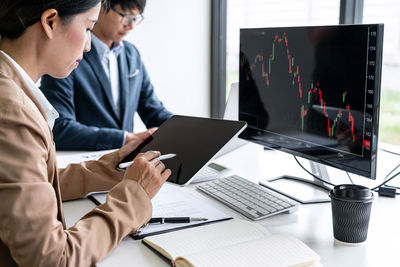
[142,219,320,267]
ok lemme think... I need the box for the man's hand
[125,127,157,145]
[119,128,157,160]
[123,151,171,199]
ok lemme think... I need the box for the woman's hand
[124,151,171,199]
[118,128,157,160]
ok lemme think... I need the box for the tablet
[119,115,247,185]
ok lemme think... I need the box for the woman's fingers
[123,150,171,199]
[139,151,161,162]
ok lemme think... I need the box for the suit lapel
[118,48,129,128]
[84,46,120,120]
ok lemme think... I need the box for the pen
[148,217,208,224]
[118,153,176,169]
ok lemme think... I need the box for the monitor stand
[259,161,332,204]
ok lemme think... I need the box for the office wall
[126,0,211,131]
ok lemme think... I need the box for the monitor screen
[239,24,383,179]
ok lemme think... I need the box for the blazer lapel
[118,48,130,128]
[84,46,120,120]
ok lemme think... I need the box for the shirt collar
[91,32,124,59]
[0,50,59,129]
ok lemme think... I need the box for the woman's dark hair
[106,0,146,14]
[0,0,108,40]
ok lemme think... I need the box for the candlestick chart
[240,28,371,156]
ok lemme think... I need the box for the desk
[59,142,400,267]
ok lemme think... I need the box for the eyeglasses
[111,7,144,26]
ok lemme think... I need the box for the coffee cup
[329,184,374,245]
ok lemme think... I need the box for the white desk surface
[59,142,400,267]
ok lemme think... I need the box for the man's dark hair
[0,0,107,40]
[108,0,146,13]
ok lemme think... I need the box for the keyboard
[197,175,298,220]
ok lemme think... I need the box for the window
[363,0,400,145]
[222,0,400,146]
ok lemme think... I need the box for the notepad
[142,219,320,267]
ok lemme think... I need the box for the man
[41,0,173,150]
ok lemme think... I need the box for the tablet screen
[119,115,247,185]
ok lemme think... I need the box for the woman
[0,0,171,266]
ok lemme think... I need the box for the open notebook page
[178,233,320,267]
[143,219,271,259]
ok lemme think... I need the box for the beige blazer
[0,53,152,266]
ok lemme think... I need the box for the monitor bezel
[238,24,384,179]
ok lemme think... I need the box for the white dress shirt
[0,50,59,129]
[91,33,124,118]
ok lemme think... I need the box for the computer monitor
[238,24,384,203]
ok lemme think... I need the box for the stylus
[118,153,176,169]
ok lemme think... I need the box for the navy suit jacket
[41,41,172,150]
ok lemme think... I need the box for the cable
[383,163,400,182]
[376,148,400,192]
[371,163,400,194]
[293,156,336,187]
[293,156,400,194]
[385,184,400,190]
[373,187,400,196]
[371,171,400,191]
[379,147,400,157]
[380,163,400,190]
[346,172,354,184]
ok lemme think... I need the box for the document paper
[89,182,231,238]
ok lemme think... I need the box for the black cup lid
[330,184,373,201]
